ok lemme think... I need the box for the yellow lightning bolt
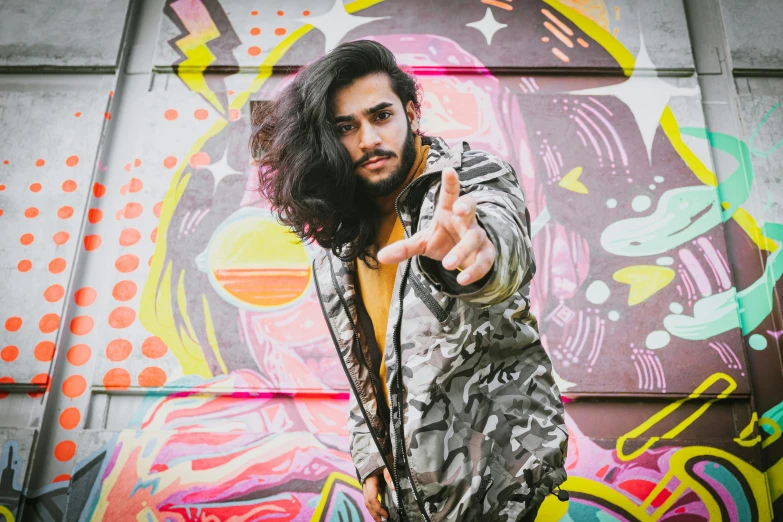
[169,0,225,114]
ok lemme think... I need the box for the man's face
[332,72,418,198]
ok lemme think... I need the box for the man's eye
[376,112,391,121]
[338,125,354,133]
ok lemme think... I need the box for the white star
[296,0,389,53]
[205,147,241,193]
[466,7,508,46]
[567,34,699,161]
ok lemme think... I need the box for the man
[251,40,568,522]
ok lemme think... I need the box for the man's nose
[359,124,382,151]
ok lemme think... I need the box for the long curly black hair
[250,40,421,264]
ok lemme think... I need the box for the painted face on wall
[332,72,418,198]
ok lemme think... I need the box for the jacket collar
[421,135,463,175]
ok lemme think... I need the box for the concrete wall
[0,0,781,520]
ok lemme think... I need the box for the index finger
[377,230,427,264]
[437,168,460,213]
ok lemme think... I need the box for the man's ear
[406,100,419,133]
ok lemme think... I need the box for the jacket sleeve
[417,157,535,308]
[348,387,387,484]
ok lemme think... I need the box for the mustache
[354,148,397,169]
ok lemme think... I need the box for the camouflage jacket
[313,136,568,521]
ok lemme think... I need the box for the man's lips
[362,157,389,170]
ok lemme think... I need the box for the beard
[354,125,416,199]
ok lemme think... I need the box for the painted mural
[1,0,782,521]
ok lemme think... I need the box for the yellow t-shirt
[356,136,429,405]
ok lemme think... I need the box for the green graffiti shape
[664,221,783,340]
[749,103,783,158]
[600,185,723,257]
[679,127,753,222]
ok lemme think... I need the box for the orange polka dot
[228,90,234,95]
[62,375,86,398]
[104,112,111,120]
[36,159,45,167]
[189,151,210,168]
[129,178,143,193]
[66,156,79,167]
[108,306,135,329]
[123,163,131,173]
[70,316,94,336]
[74,287,97,307]
[103,368,131,390]
[106,339,132,361]
[115,254,139,273]
[133,158,141,168]
[194,108,209,120]
[20,233,34,245]
[164,109,178,120]
[142,336,168,359]
[118,228,141,246]
[163,156,177,169]
[54,231,70,245]
[44,284,65,302]
[153,201,163,217]
[39,313,60,333]
[277,10,284,15]
[248,46,261,56]
[17,260,32,272]
[93,182,106,198]
[67,344,91,366]
[0,209,3,217]
[1,346,19,362]
[303,10,310,16]
[150,227,158,243]
[49,258,66,274]
[0,376,15,399]
[0,184,5,191]
[112,280,137,301]
[229,108,241,121]
[138,367,167,387]
[1,160,6,165]
[53,474,72,483]
[24,207,39,218]
[5,317,22,331]
[35,341,55,362]
[251,10,258,15]
[88,208,103,224]
[30,370,48,385]
[275,28,286,36]
[84,235,102,251]
[109,90,114,96]
[250,27,261,35]
[54,440,76,461]
[123,202,143,219]
[29,182,42,192]
[58,206,74,219]
[62,180,77,192]
[60,408,80,430]
[119,182,129,195]
[74,112,82,117]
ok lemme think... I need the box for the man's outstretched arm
[378,163,534,307]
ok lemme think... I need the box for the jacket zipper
[393,186,434,522]
[313,258,407,514]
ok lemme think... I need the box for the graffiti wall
[0,0,782,520]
